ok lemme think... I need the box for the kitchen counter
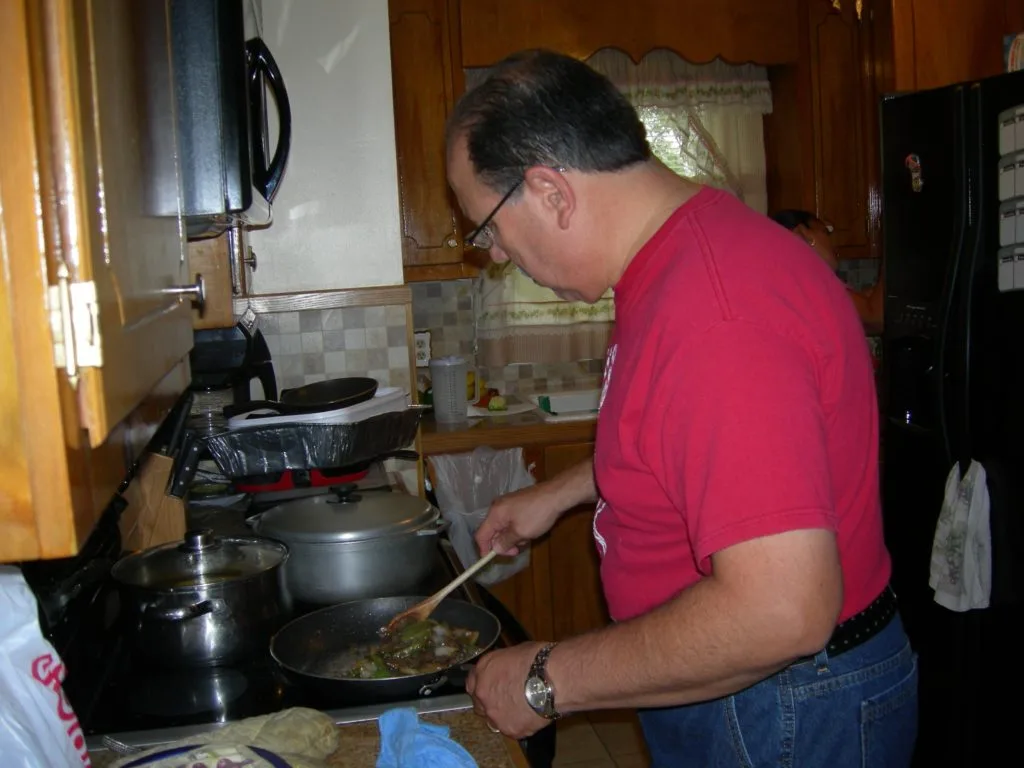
[87,698,529,767]
[420,411,596,455]
[327,710,529,767]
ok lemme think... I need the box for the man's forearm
[547,575,820,711]
[546,457,597,511]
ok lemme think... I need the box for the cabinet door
[459,0,801,67]
[890,0,1007,92]
[34,0,193,447]
[389,0,467,274]
[544,442,609,640]
[808,0,880,259]
[482,446,555,641]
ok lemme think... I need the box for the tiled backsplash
[258,305,410,392]
[410,280,605,395]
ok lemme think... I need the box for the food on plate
[487,395,508,411]
[327,619,481,679]
[473,387,501,409]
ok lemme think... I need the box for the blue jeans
[638,614,918,767]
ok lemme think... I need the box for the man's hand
[474,484,563,556]
[475,458,597,556]
[467,642,550,739]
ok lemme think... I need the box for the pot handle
[416,517,451,537]
[245,512,262,530]
[145,598,225,622]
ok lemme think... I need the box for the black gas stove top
[26,486,554,766]
[77,539,520,735]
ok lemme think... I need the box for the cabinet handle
[163,273,206,316]
[445,237,459,248]
[245,247,258,272]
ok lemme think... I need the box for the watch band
[527,642,561,720]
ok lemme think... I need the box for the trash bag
[0,566,92,767]
[430,446,534,586]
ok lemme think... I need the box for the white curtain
[470,50,772,366]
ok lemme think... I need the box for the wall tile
[257,304,412,391]
[411,279,606,396]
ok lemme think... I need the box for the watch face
[525,676,548,709]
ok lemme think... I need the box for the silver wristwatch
[524,643,561,720]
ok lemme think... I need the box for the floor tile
[613,753,650,768]
[553,714,613,766]
[588,710,646,758]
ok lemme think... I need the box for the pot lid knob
[328,484,362,504]
[179,528,220,553]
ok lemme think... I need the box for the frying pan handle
[418,675,449,697]
[416,518,451,537]
[223,400,280,419]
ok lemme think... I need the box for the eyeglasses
[465,180,523,250]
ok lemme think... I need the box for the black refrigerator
[881,70,1024,766]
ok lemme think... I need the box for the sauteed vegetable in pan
[333,619,481,678]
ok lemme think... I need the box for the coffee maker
[189,323,277,423]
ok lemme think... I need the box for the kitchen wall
[410,280,605,396]
[257,305,411,393]
[248,0,404,292]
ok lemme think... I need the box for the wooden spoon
[382,550,499,635]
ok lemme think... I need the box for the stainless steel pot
[111,529,290,667]
[249,487,448,605]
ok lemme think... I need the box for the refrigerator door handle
[936,88,969,471]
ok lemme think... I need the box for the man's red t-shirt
[593,188,890,624]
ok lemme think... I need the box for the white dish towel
[929,459,992,611]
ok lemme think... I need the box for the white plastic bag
[0,566,92,767]
[431,446,535,585]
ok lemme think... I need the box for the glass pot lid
[111,529,288,590]
[254,488,439,544]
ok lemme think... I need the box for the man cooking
[447,49,917,766]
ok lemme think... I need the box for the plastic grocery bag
[431,446,534,586]
[0,566,92,767]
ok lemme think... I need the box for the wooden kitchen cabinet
[765,0,882,260]
[887,0,1022,92]
[458,0,802,67]
[0,0,193,562]
[544,442,609,640]
[388,0,480,283]
[476,441,609,643]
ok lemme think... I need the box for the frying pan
[223,376,378,419]
[270,596,501,705]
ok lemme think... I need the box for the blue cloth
[376,708,478,768]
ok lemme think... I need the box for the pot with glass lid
[111,529,290,667]
[248,486,449,605]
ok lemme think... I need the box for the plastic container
[429,356,468,423]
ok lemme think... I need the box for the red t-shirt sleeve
[645,320,838,575]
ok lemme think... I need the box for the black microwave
[170,0,292,238]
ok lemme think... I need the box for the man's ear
[793,223,815,246]
[523,166,575,230]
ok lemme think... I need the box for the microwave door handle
[247,38,292,203]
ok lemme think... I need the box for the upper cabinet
[764,1,883,260]
[458,0,802,67]
[56,0,195,445]
[247,0,406,293]
[0,0,193,562]
[390,0,476,282]
[888,0,1021,91]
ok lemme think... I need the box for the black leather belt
[823,584,898,657]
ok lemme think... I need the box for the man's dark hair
[771,209,817,231]
[446,49,651,194]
